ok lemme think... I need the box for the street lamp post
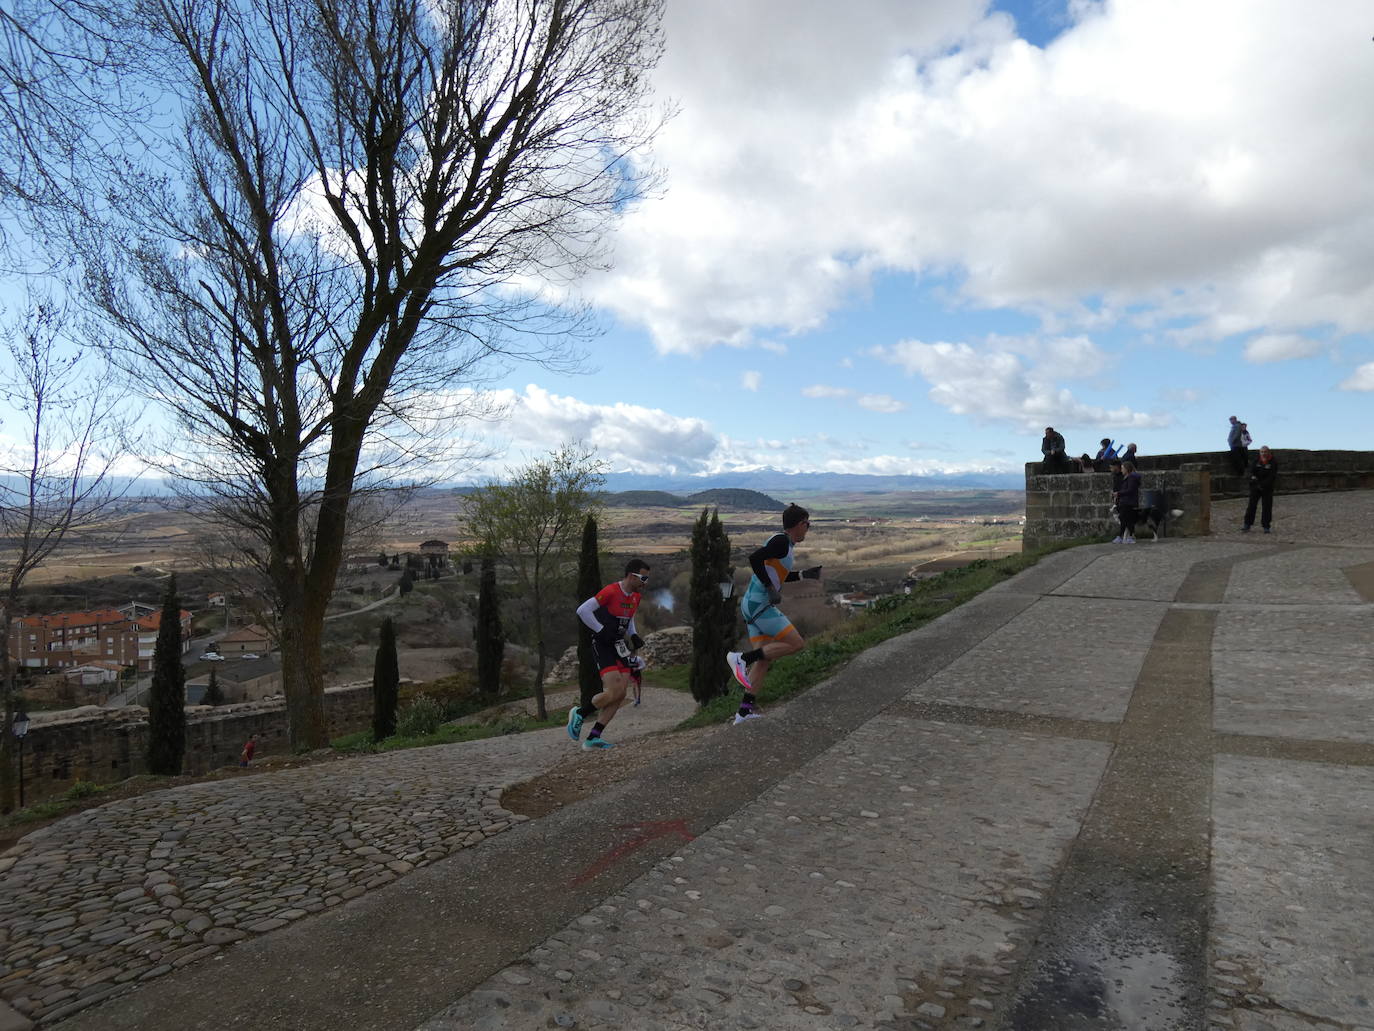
[12,710,30,809]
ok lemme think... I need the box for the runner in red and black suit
[568,559,650,750]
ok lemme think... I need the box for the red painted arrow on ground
[572,820,696,885]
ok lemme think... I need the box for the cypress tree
[203,666,224,706]
[709,509,735,680]
[575,514,602,712]
[476,557,504,695]
[372,617,399,741]
[689,507,728,704]
[146,575,186,775]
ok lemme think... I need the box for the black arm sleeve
[748,533,790,583]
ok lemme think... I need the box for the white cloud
[474,385,718,475]
[741,370,761,392]
[874,338,1169,432]
[1242,333,1322,363]
[456,385,1013,479]
[1338,362,1374,391]
[587,0,1374,354]
[857,393,907,413]
[801,384,906,413]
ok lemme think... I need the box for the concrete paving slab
[1212,607,1374,662]
[1047,542,1249,603]
[419,716,1111,1030]
[1223,546,1374,605]
[905,594,1165,723]
[1214,649,1374,744]
[1211,756,1374,1029]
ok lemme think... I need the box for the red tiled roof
[14,609,127,630]
[133,610,192,631]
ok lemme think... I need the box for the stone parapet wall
[1024,449,1374,549]
[1126,449,1374,499]
[1024,465,1210,551]
[15,685,374,806]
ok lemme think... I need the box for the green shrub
[395,694,447,738]
[63,780,101,800]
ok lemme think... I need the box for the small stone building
[187,657,283,703]
[217,624,271,655]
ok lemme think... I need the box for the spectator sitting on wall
[1040,426,1070,473]
[1120,442,1138,465]
[1094,438,1118,462]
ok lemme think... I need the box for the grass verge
[332,711,568,754]
[678,538,1097,730]
[0,779,123,829]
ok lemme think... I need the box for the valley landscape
[11,487,1025,695]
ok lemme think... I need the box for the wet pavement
[9,527,1373,1030]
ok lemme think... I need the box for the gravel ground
[1209,488,1374,545]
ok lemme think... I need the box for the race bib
[614,640,631,659]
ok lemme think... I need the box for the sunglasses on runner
[631,572,649,583]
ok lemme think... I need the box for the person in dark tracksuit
[1242,446,1278,533]
[1113,462,1141,543]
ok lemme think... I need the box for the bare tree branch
[58,0,663,747]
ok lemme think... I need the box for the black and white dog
[1137,490,1184,540]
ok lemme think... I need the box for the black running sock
[738,692,756,716]
[741,648,765,665]
[588,722,606,739]
[578,704,597,717]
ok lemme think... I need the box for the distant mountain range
[596,470,1024,493]
[603,488,783,510]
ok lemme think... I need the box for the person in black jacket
[1040,427,1069,473]
[1113,461,1142,543]
[1242,446,1277,533]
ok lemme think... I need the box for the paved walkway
[4,529,1372,1030]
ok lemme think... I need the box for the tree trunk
[0,613,14,813]
[277,599,328,750]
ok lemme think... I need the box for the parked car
[239,653,260,661]
[200,652,224,662]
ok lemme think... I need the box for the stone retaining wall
[1024,449,1374,549]
[15,685,374,806]
[1024,465,1211,551]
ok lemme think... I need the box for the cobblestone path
[0,691,695,1026]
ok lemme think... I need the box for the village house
[8,606,191,673]
[419,540,450,573]
[216,624,271,655]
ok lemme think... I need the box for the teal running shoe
[567,706,585,742]
[582,736,615,750]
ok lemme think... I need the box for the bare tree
[0,1,147,264]
[459,442,603,719]
[67,0,664,748]
[0,295,130,811]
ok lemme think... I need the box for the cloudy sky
[472,0,1374,481]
